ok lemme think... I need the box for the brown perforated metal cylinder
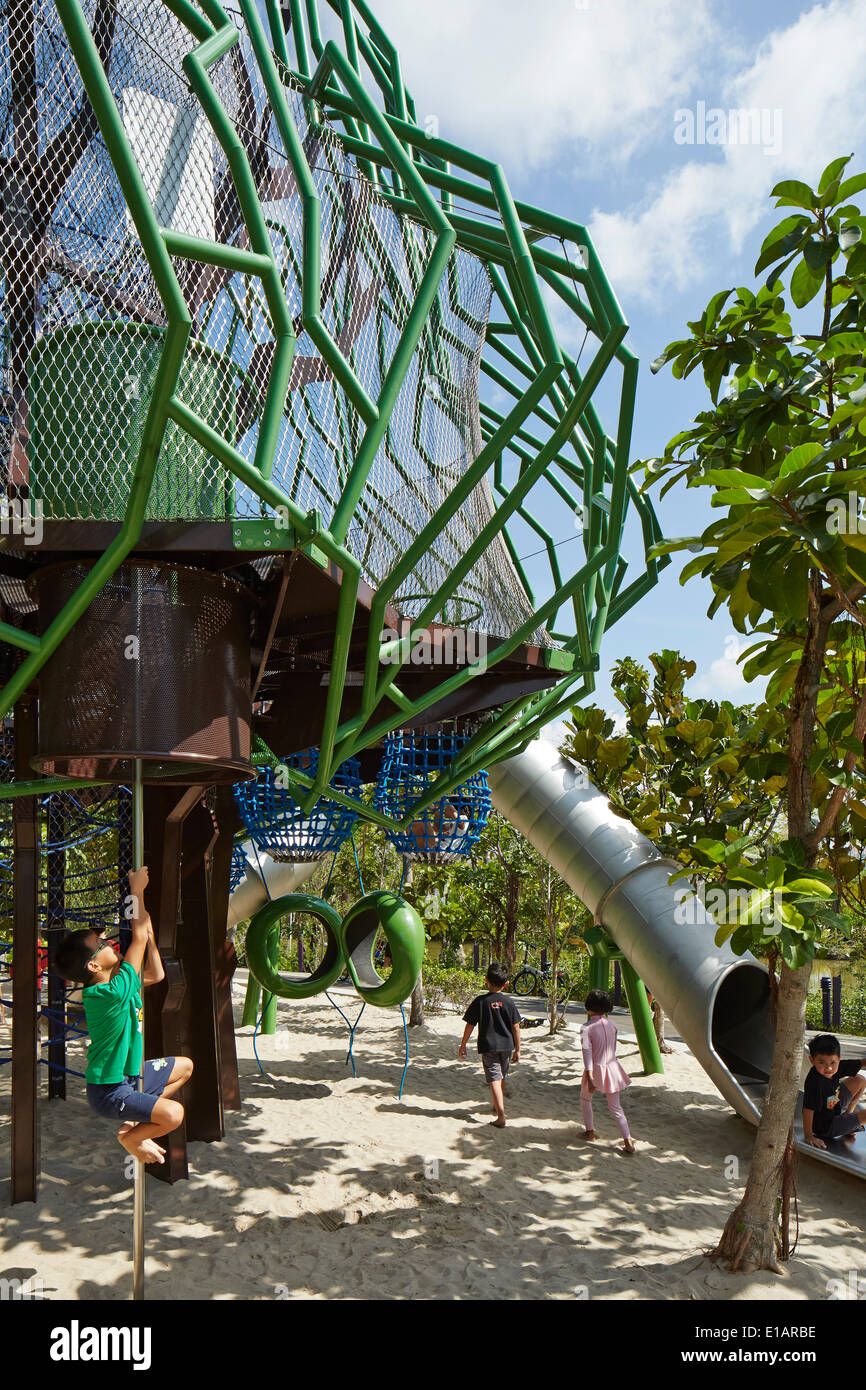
[31,561,254,784]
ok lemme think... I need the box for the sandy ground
[0,987,864,1301]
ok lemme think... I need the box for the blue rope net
[374,729,491,863]
[233,748,362,862]
[0,729,130,933]
[230,844,248,894]
[0,726,131,1082]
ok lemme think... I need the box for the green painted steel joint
[231,521,296,551]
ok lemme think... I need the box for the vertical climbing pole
[132,759,145,1301]
[11,700,40,1203]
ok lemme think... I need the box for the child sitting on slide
[53,866,193,1165]
[802,1033,866,1149]
[580,988,636,1154]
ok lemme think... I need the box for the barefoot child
[459,961,521,1128]
[580,988,635,1154]
[803,1034,866,1149]
[53,866,193,1165]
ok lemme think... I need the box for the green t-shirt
[83,962,143,1085]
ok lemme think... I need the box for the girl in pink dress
[580,989,635,1154]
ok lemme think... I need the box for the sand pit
[0,988,863,1301]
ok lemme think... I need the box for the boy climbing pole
[53,866,193,1164]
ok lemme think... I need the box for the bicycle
[510,949,571,1003]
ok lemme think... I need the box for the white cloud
[590,0,866,303]
[368,0,719,173]
[691,652,750,699]
[540,717,570,747]
[689,635,769,700]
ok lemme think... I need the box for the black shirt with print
[803,1058,862,1135]
[463,992,521,1053]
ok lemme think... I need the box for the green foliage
[421,961,487,1013]
[639,157,866,969]
[805,982,866,1035]
[564,648,861,968]
[565,649,787,865]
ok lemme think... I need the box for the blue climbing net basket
[374,729,491,864]
[233,749,362,862]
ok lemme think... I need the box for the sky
[362,0,866,735]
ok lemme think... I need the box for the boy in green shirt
[53,866,193,1165]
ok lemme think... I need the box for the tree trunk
[409,976,424,1027]
[503,870,520,976]
[711,959,810,1273]
[651,998,673,1054]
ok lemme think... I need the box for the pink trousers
[581,1077,631,1141]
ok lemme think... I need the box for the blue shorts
[87,1058,176,1124]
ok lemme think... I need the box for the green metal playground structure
[0,0,678,1247]
[0,0,665,826]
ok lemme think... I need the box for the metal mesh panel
[31,560,253,783]
[0,1,545,643]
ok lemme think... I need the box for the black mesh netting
[30,560,253,783]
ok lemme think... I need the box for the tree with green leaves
[643,155,866,1272]
[565,650,789,887]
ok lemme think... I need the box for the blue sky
[365,0,866,728]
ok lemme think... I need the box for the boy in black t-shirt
[460,962,521,1128]
[802,1034,866,1148]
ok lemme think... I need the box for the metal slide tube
[227,845,317,929]
[489,740,866,1179]
[487,739,773,1123]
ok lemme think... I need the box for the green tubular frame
[0,0,666,821]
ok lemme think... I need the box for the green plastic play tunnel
[340,891,424,1008]
[245,893,345,999]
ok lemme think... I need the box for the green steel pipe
[298,560,360,811]
[347,361,563,746]
[363,363,561,623]
[315,92,619,325]
[165,396,309,538]
[620,958,665,1076]
[160,0,215,41]
[308,44,456,545]
[0,624,40,654]
[241,0,378,425]
[161,229,275,278]
[382,329,622,640]
[277,0,310,77]
[241,973,262,1027]
[181,26,296,484]
[342,545,612,767]
[0,777,112,800]
[589,955,610,993]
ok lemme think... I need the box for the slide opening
[710,963,773,1084]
